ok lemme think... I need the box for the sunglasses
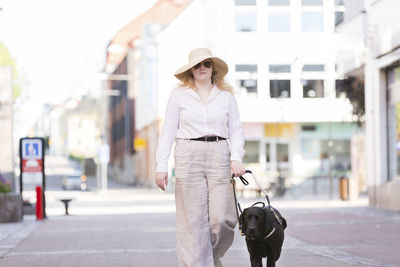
[193,60,213,69]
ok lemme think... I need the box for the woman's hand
[155,172,168,191]
[231,160,245,177]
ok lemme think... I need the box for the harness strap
[231,170,276,236]
[264,227,276,239]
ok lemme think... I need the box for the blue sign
[21,138,43,160]
[25,143,39,157]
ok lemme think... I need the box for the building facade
[107,0,363,194]
[336,0,400,211]
[0,66,15,190]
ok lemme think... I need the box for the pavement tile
[0,189,399,267]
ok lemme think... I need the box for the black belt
[189,136,226,142]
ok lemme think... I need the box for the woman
[155,48,245,267]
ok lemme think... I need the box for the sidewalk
[0,187,399,267]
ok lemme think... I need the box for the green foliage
[0,178,11,193]
[0,42,29,100]
[69,153,85,163]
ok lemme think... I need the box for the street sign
[19,137,46,218]
[99,144,110,163]
[21,138,43,172]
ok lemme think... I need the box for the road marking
[36,226,176,233]
[6,248,177,257]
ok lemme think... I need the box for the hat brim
[174,55,228,82]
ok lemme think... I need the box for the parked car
[62,174,87,191]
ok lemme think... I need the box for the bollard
[36,186,43,220]
[338,176,349,201]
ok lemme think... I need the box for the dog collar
[264,227,275,239]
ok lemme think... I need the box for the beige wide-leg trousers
[174,139,237,267]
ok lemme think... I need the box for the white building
[130,0,359,189]
[104,0,363,195]
[336,0,400,211]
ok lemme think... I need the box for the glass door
[265,141,290,175]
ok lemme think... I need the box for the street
[1,186,399,267]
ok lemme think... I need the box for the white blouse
[156,85,245,173]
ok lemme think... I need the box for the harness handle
[251,201,265,208]
[231,169,272,211]
[231,170,252,186]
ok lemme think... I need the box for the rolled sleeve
[228,94,245,162]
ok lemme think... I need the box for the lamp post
[96,72,134,191]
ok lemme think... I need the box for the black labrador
[239,205,287,267]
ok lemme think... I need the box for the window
[235,0,256,5]
[303,64,324,72]
[302,0,322,6]
[302,125,316,131]
[388,66,400,179]
[266,144,271,163]
[320,140,351,173]
[303,80,324,98]
[270,64,291,73]
[243,141,260,163]
[334,0,345,26]
[277,143,289,163]
[270,80,290,98]
[302,12,323,32]
[301,139,319,159]
[236,64,258,72]
[236,64,258,96]
[335,79,346,98]
[268,11,290,32]
[269,0,290,6]
[335,11,344,26]
[235,11,257,32]
[236,64,258,95]
[237,80,257,95]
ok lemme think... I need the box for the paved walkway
[0,188,399,267]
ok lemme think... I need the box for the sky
[0,0,157,136]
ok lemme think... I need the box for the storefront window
[320,140,351,176]
[266,143,271,163]
[243,141,260,163]
[388,66,400,179]
[277,143,289,163]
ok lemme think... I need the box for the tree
[337,76,365,126]
[0,42,29,100]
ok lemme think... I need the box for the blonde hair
[179,62,233,94]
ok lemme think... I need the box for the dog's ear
[281,216,287,229]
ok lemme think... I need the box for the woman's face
[191,59,213,82]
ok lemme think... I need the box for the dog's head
[239,207,274,239]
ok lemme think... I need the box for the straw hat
[174,48,228,81]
